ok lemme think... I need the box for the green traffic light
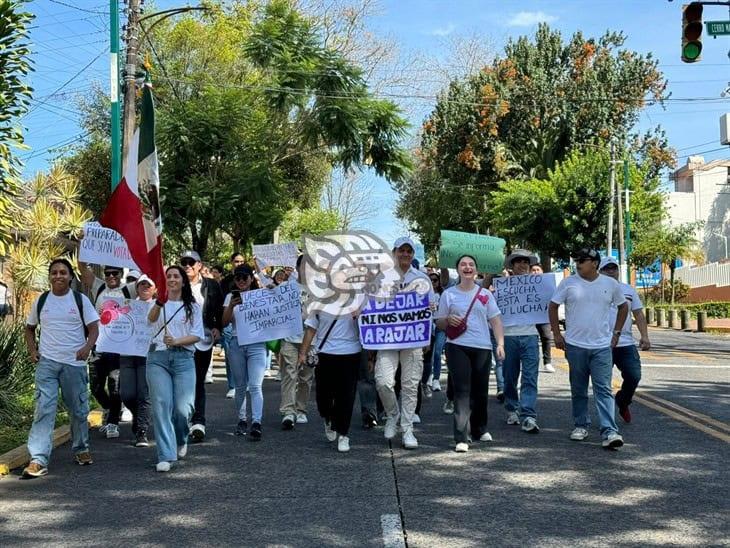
[682,41,702,60]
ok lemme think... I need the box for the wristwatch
[612,330,621,336]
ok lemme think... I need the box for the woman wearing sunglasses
[221,265,267,440]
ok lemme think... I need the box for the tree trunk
[670,261,676,305]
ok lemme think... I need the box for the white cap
[393,236,416,250]
[135,274,155,287]
[599,257,619,270]
[126,269,141,280]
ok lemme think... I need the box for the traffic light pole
[110,0,121,190]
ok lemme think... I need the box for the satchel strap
[462,288,482,322]
[317,316,338,352]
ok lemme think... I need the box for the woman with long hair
[221,265,267,440]
[435,255,505,453]
[147,265,204,472]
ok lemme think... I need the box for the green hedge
[646,302,730,319]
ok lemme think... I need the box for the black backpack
[95,283,131,302]
[37,290,89,338]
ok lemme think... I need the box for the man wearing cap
[180,250,224,442]
[501,249,542,433]
[548,248,629,449]
[599,257,651,424]
[374,236,434,450]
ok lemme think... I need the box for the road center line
[637,391,730,434]
[639,364,730,369]
[381,514,406,548]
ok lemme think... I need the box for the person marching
[530,264,556,373]
[598,257,651,423]
[222,265,268,440]
[435,255,505,453]
[147,265,204,472]
[23,259,100,478]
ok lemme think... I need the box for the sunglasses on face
[104,271,121,277]
[234,274,250,281]
[180,258,197,267]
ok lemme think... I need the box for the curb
[0,410,103,477]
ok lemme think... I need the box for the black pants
[90,352,121,425]
[357,351,383,419]
[192,348,212,426]
[446,343,491,443]
[315,352,360,436]
[119,355,151,434]
[536,323,553,364]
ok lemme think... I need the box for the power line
[47,0,107,15]
[21,131,92,161]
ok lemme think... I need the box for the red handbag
[446,288,482,340]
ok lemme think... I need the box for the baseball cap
[126,269,141,280]
[393,236,416,250]
[135,274,155,287]
[572,248,600,262]
[233,265,254,277]
[180,250,201,262]
[599,256,619,270]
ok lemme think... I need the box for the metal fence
[675,262,730,288]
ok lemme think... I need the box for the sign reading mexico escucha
[252,242,299,268]
[95,298,154,357]
[234,283,303,345]
[438,230,505,274]
[79,222,139,270]
[491,273,557,327]
[359,292,432,350]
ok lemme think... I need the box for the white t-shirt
[190,280,204,307]
[26,291,100,366]
[435,285,501,350]
[149,300,205,352]
[613,282,643,347]
[305,313,361,355]
[504,324,539,337]
[90,278,136,312]
[551,274,627,349]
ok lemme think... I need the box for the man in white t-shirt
[374,236,434,450]
[599,257,651,424]
[548,248,629,450]
[23,258,100,478]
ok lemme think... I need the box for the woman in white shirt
[435,255,505,453]
[147,265,204,472]
[221,265,267,440]
[298,312,361,453]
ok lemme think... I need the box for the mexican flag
[100,80,166,299]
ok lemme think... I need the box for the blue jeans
[565,344,619,438]
[613,345,642,409]
[228,337,267,423]
[431,328,447,381]
[503,335,540,419]
[490,332,505,392]
[27,358,90,467]
[147,348,196,463]
[221,325,235,390]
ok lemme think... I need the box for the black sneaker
[134,430,150,447]
[249,422,262,441]
[281,415,295,431]
[362,412,378,429]
[496,391,505,403]
[235,420,247,436]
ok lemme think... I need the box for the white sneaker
[602,432,624,449]
[478,432,493,442]
[226,388,235,399]
[324,422,337,442]
[442,401,454,415]
[98,423,109,434]
[506,411,520,425]
[544,362,556,373]
[431,379,442,392]
[521,417,540,434]
[570,427,589,441]
[296,413,308,424]
[105,424,120,439]
[177,444,188,458]
[337,435,350,452]
[384,416,399,440]
[455,442,469,453]
[121,407,133,423]
[205,376,214,384]
[412,414,421,424]
[156,461,171,472]
[190,423,206,442]
[402,429,418,449]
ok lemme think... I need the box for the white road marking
[638,364,730,369]
[381,514,406,548]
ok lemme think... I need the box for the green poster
[438,230,506,273]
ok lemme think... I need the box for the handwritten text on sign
[234,283,303,345]
[359,292,432,350]
[252,242,298,268]
[79,222,139,270]
[492,273,557,327]
[95,298,154,357]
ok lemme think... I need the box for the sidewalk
[649,317,730,334]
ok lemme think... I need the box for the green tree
[279,206,341,244]
[0,0,33,254]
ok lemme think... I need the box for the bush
[644,279,690,305]
[0,320,33,427]
[647,302,730,319]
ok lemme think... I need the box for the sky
[20,0,730,252]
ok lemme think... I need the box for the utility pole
[607,140,616,256]
[616,150,626,283]
[624,158,632,283]
[110,0,121,189]
[122,0,142,168]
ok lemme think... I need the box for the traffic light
[681,2,703,63]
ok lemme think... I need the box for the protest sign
[414,242,426,265]
[95,298,154,356]
[438,230,505,273]
[492,273,557,327]
[252,242,298,268]
[359,292,432,350]
[234,283,303,344]
[79,222,139,270]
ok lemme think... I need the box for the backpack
[37,290,89,338]
[95,283,131,302]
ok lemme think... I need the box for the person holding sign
[548,249,628,450]
[501,249,542,434]
[435,255,504,452]
[222,266,267,440]
[146,266,204,472]
[375,237,434,450]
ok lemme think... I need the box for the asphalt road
[0,333,728,547]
